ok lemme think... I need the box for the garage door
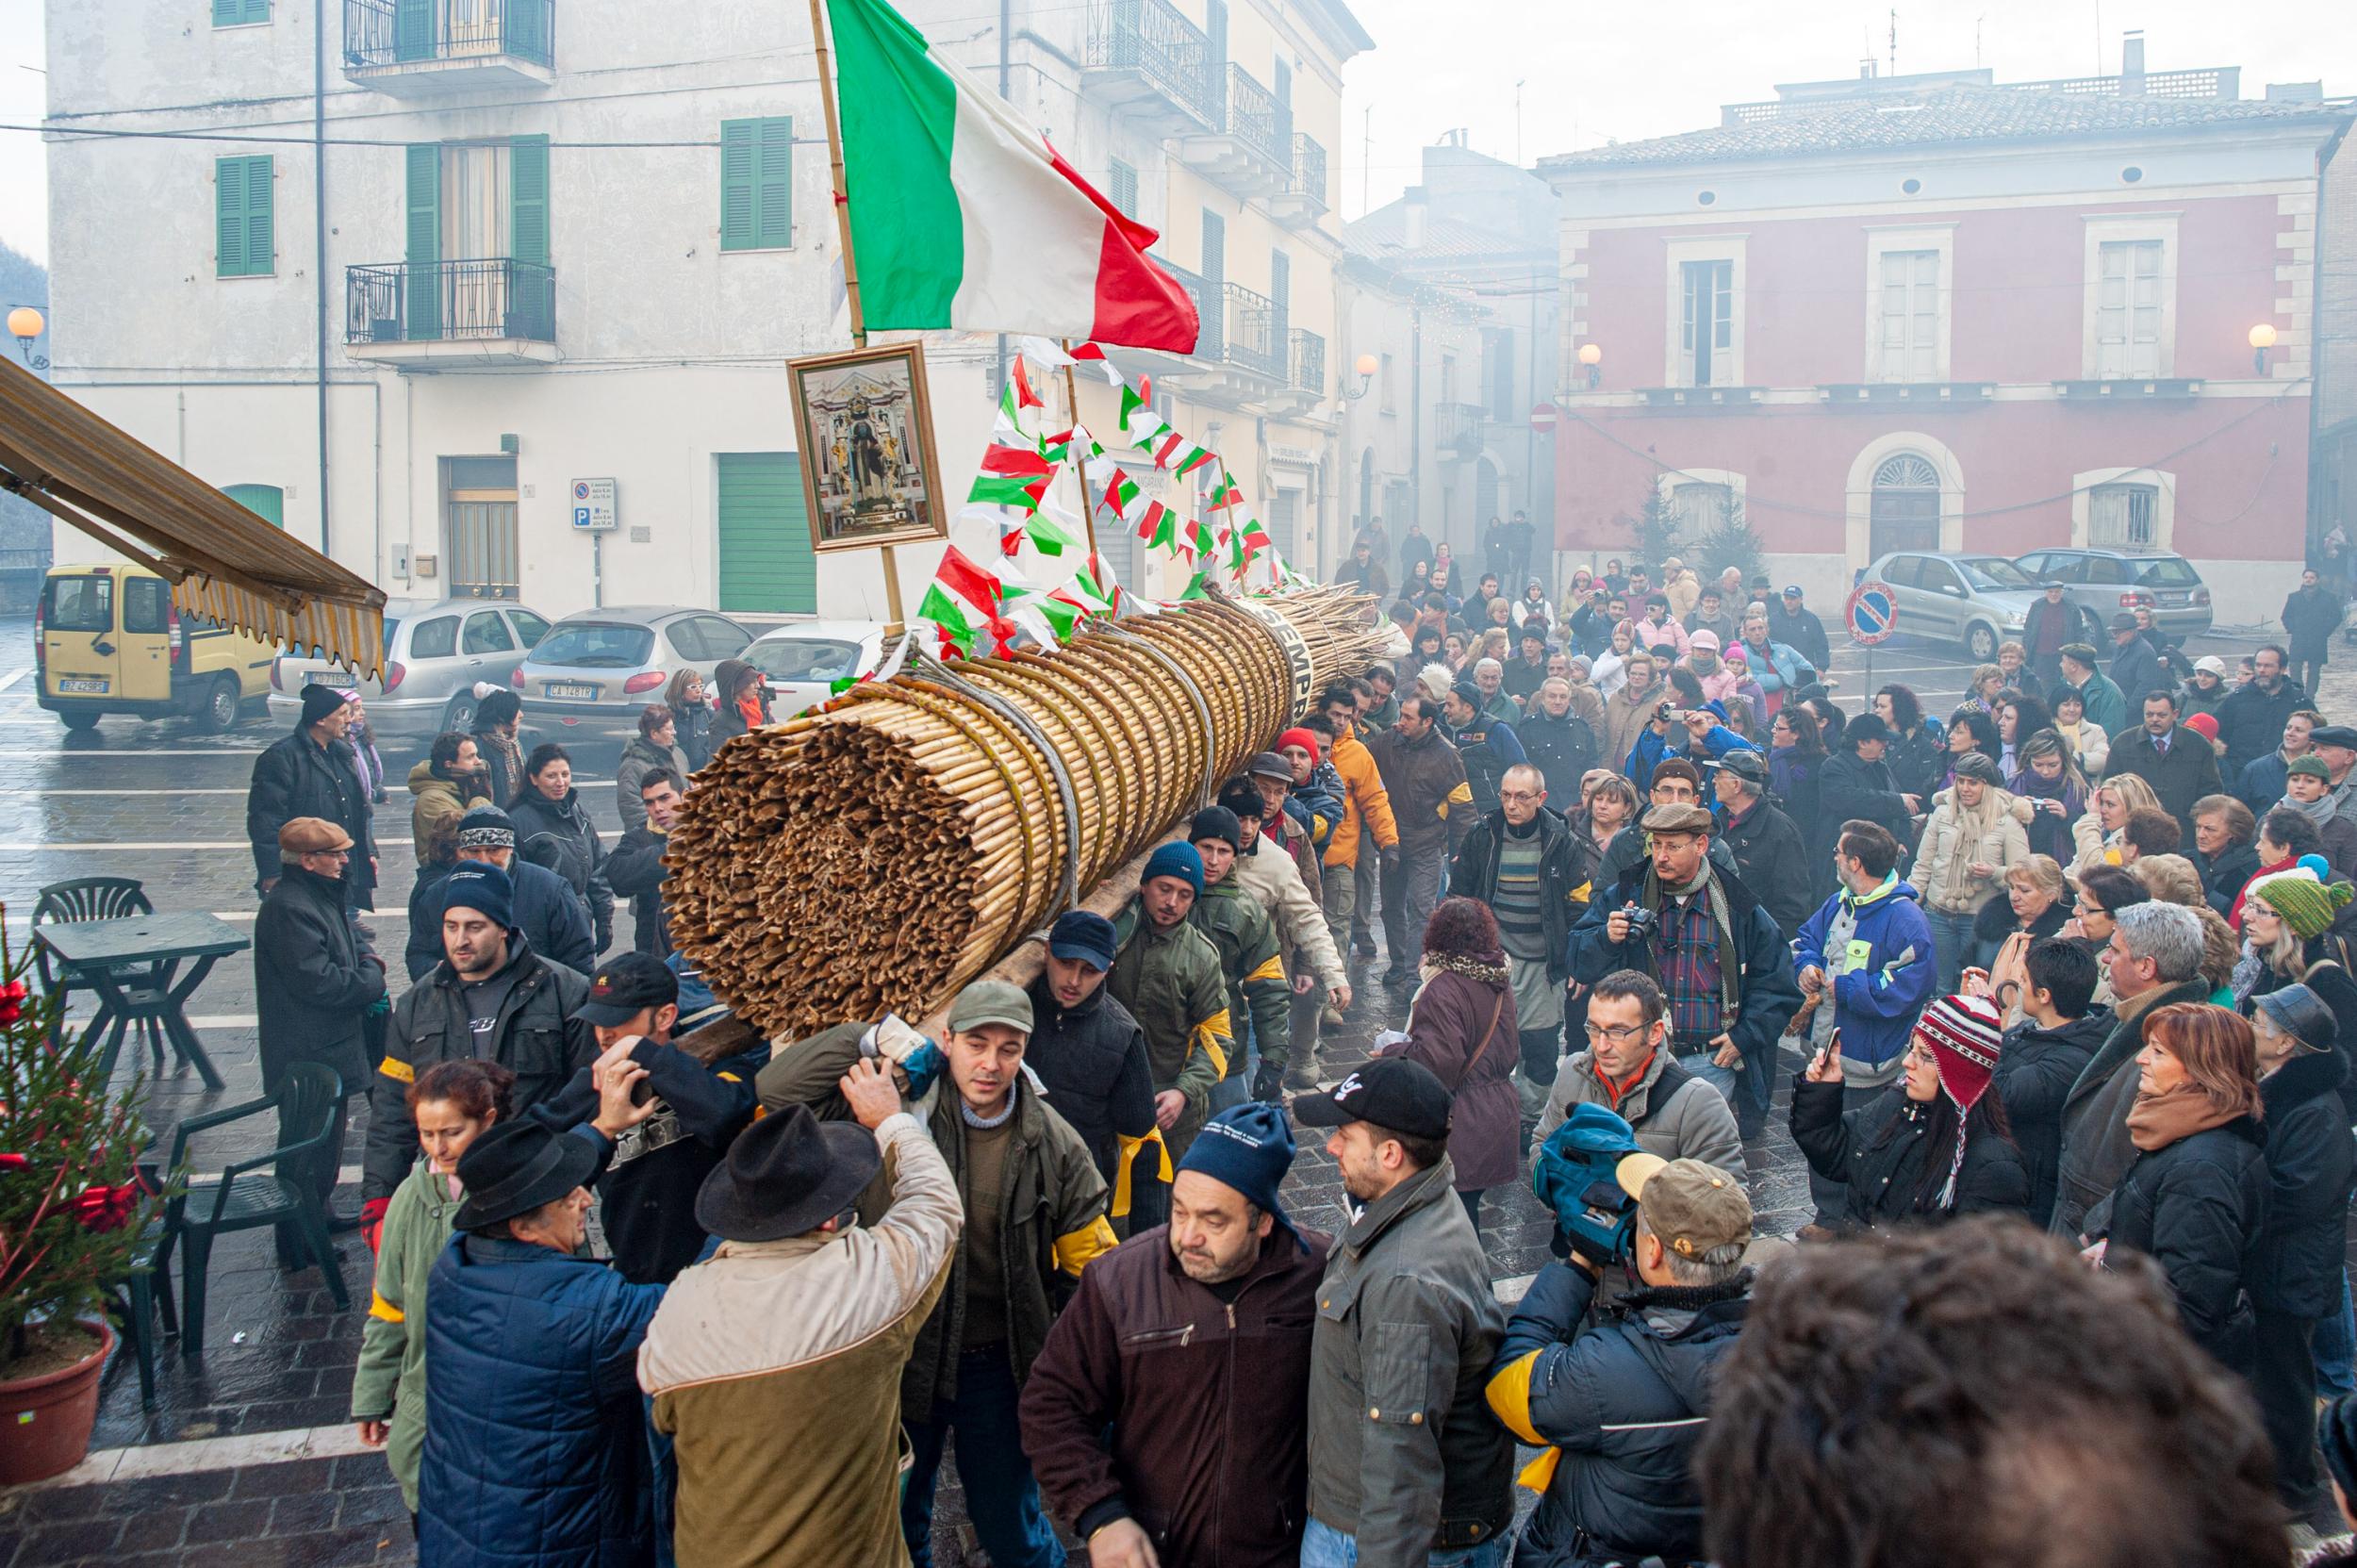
[716,453,816,614]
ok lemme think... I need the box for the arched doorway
[1868,453,1940,558]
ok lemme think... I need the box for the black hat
[2107,612,2141,634]
[1716,748,1770,785]
[1047,910,1118,972]
[299,684,348,727]
[693,1102,882,1243]
[579,951,681,1029]
[1843,712,1892,747]
[1189,805,1243,852]
[1293,1057,1453,1142]
[2310,725,2357,751]
[453,1120,602,1230]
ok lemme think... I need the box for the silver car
[268,597,553,741]
[513,606,752,734]
[1861,552,2047,663]
[2011,547,2215,642]
[740,620,890,719]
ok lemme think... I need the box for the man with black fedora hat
[643,1056,963,1568]
[1021,1102,1331,1568]
[1820,711,1920,849]
[418,1060,666,1566]
[247,681,376,906]
[1294,1058,1513,1566]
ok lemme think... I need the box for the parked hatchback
[1861,552,2048,662]
[269,598,553,743]
[2012,547,2214,642]
[740,620,890,719]
[513,606,752,733]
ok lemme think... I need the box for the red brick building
[1537,52,2353,623]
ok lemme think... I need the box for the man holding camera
[1484,1155,1755,1568]
[1568,802,1801,1113]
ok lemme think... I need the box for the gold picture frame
[789,342,948,553]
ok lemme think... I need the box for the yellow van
[36,563,279,732]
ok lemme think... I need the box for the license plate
[2159,592,2189,606]
[56,678,107,694]
[544,682,599,701]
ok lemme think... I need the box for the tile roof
[1345,205,1533,262]
[1543,84,2347,171]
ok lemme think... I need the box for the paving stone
[114,1506,194,1553]
[182,1496,273,1544]
[266,1494,342,1536]
[231,1459,337,1500]
[22,1516,125,1560]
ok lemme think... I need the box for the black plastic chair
[155,1063,351,1358]
[33,876,167,1071]
[105,1216,177,1406]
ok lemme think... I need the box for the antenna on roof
[1888,8,1898,75]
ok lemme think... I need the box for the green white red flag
[918,544,1015,657]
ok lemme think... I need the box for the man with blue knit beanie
[1021,1102,1331,1566]
[1110,839,1234,1156]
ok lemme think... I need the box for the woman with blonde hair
[1917,751,2034,992]
[1578,773,1640,863]
[2071,774,2164,879]
[2236,867,2357,1029]
[1970,853,2069,970]
[2092,1002,2268,1372]
[1962,664,2006,717]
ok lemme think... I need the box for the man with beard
[2217,645,2309,778]
[1020,1104,1328,1567]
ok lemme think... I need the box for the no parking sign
[1846,581,1899,646]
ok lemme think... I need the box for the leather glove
[1251,1062,1283,1103]
[361,1196,390,1255]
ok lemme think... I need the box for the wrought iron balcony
[1176,63,1293,199]
[343,0,553,91]
[345,259,557,366]
[1218,283,1282,381]
[1155,259,1219,360]
[1289,328,1326,394]
[1435,402,1486,460]
[1227,65,1292,170]
[1269,132,1329,226]
[1081,0,1216,132]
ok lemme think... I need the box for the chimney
[1403,187,1428,249]
[2122,30,2146,94]
[1860,58,1878,79]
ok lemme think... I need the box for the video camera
[1533,1104,1645,1267]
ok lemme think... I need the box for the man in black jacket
[1821,714,1920,848]
[247,684,374,906]
[1988,935,2107,1230]
[2283,567,2344,698]
[606,768,682,957]
[405,808,597,979]
[1518,677,1599,803]
[1021,911,1159,1230]
[254,817,388,1265]
[2105,689,2224,827]
[1770,586,1831,672]
[1452,764,1591,1115]
[2217,645,2309,778]
[362,863,596,1238]
[1485,1155,1754,1568]
[1711,751,1812,941]
[2107,614,2172,707]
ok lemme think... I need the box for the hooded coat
[1993,1009,2111,1228]
[407,758,492,863]
[1401,958,1522,1193]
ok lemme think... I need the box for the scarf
[2126,1081,2245,1152]
[1596,1048,1657,1111]
[2277,790,2340,830]
[1422,949,1510,988]
[736,692,765,731]
[1640,859,1742,1017]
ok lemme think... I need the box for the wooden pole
[807,0,866,348]
[882,546,905,622]
[1060,340,1101,557]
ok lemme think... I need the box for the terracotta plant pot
[0,1319,114,1486]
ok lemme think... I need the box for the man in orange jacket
[1310,685,1401,972]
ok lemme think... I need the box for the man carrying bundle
[1184,806,1293,1109]
[1110,842,1236,1170]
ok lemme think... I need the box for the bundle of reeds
[665,586,1387,1038]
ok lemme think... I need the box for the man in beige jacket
[640,1059,961,1568]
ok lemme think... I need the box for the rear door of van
[40,570,122,701]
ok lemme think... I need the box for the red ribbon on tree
[0,981,28,1027]
[72,1181,142,1232]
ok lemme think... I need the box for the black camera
[1621,902,1658,942]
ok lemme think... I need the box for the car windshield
[533,623,656,668]
[2134,556,2201,587]
[1956,557,2041,591]
[744,637,863,683]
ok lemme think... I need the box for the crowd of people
[222,540,2357,1568]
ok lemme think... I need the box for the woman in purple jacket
[1401,897,1521,1235]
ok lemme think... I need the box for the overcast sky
[0,0,2346,269]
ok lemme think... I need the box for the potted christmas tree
[0,923,161,1484]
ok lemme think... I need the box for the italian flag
[918,545,1014,657]
[968,443,1055,511]
[828,0,1200,350]
[1098,472,1140,518]
[1135,499,1177,552]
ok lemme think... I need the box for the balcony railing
[1292,133,1327,206]
[1436,402,1486,458]
[1154,259,1218,358]
[1226,63,1293,170]
[1220,282,1282,379]
[1083,0,1216,126]
[1289,328,1325,394]
[344,0,552,70]
[347,258,555,346]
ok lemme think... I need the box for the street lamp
[2249,322,2277,376]
[7,306,42,366]
[1347,352,1378,400]
[1577,341,1603,390]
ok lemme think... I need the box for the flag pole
[808,0,865,350]
[1060,340,1101,559]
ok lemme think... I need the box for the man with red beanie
[1790,994,2032,1230]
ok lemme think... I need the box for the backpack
[1534,1102,1645,1266]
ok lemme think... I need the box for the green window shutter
[1109,158,1136,219]
[721,117,794,251]
[509,135,550,267]
[717,453,816,614]
[393,0,433,60]
[215,156,271,277]
[223,484,285,527]
[404,144,440,340]
[215,0,267,25]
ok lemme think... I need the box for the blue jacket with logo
[1789,878,1936,1071]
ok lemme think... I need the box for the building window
[1379,352,1396,414]
[1107,158,1137,219]
[222,483,284,527]
[215,156,273,277]
[1680,259,1733,387]
[1439,352,1457,404]
[720,117,794,251]
[2088,482,2160,551]
[212,0,268,25]
[1869,453,1941,557]
[1485,327,1514,414]
[1671,481,1731,536]
[1878,249,1939,382]
[2095,239,2164,377]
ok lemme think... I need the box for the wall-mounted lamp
[1347,352,1378,400]
[7,305,46,371]
[2249,322,2277,376]
[1577,341,1603,390]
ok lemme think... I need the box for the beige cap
[278,817,354,855]
[1640,801,1717,836]
[1617,1154,1754,1261]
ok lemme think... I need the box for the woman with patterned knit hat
[2089,1003,2268,1374]
[1790,994,2032,1230]
[2236,861,2357,1064]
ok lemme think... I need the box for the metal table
[34,913,248,1091]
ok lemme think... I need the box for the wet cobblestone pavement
[0,617,2328,1566]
